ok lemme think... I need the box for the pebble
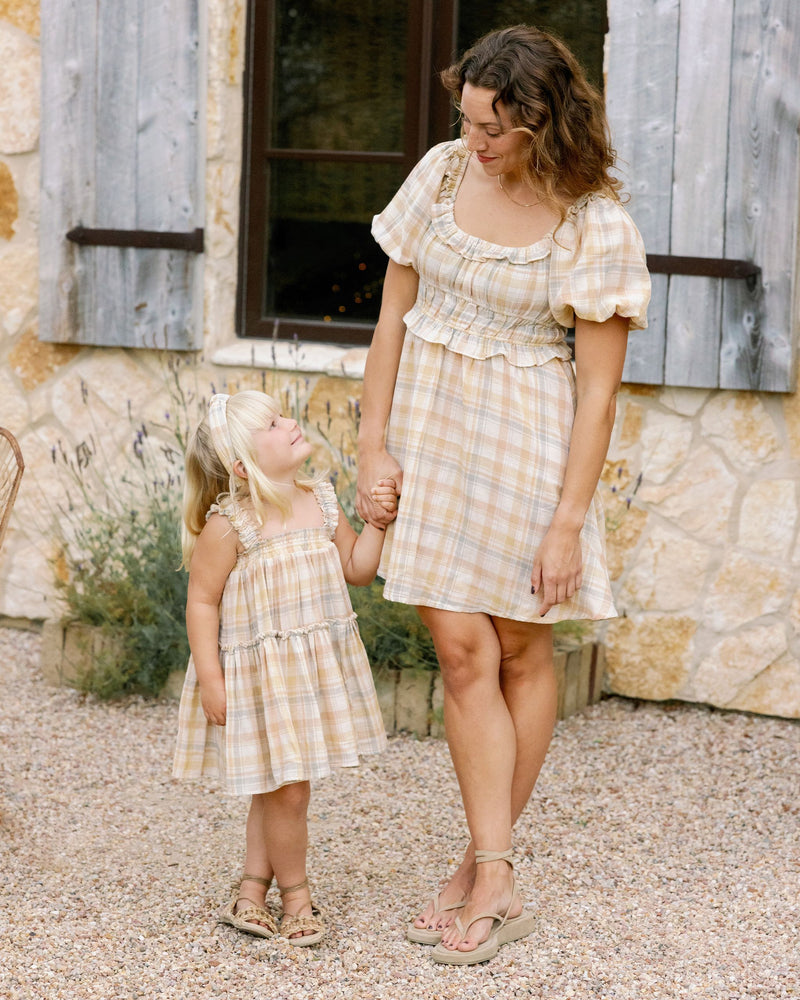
[1,627,798,999]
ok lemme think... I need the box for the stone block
[0,24,40,154]
[605,615,695,701]
[394,667,433,736]
[552,648,567,720]
[40,620,124,688]
[430,672,445,739]
[371,664,396,735]
[0,159,17,239]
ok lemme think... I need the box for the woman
[356,26,650,965]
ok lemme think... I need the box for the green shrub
[52,365,194,698]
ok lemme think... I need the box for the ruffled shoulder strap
[206,497,262,551]
[313,481,340,539]
[437,141,470,202]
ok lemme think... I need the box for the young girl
[173,390,397,946]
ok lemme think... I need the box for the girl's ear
[233,458,248,479]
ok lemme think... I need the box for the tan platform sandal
[218,874,277,938]
[278,878,325,947]
[431,850,534,966]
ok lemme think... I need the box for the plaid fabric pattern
[173,482,386,795]
[372,142,650,623]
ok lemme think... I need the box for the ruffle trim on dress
[219,613,359,652]
[430,202,555,265]
[403,302,573,367]
[433,142,595,265]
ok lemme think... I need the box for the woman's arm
[532,312,629,616]
[185,514,239,725]
[356,259,419,525]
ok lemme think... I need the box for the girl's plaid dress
[173,481,386,795]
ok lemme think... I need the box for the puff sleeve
[549,195,651,331]
[371,141,456,268]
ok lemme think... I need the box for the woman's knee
[496,620,554,684]
[417,607,500,693]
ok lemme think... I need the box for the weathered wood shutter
[607,0,799,391]
[39,0,203,349]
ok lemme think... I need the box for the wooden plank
[39,0,98,343]
[721,0,799,391]
[92,0,140,348]
[131,0,203,350]
[606,0,680,385]
[663,2,734,388]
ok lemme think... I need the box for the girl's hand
[356,449,403,527]
[370,477,399,516]
[200,674,227,726]
[531,523,583,617]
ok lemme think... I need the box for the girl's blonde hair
[181,390,318,566]
[441,25,623,223]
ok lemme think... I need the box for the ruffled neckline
[433,142,592,264]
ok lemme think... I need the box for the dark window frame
[237,0,457,345]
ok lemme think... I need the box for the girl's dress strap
[207,498,262,551]
[314,481,340,539]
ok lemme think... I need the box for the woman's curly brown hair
[441,25,623,218]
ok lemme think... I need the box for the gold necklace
[498,174,539,208]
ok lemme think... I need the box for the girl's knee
[270,780,310,815]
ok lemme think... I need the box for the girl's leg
[233,793,275,930]
[261,781,320,941]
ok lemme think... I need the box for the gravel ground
[1,626,798,1000]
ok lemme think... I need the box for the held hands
[531,522,584,617]
[370,477,399,517]
[356,448,403,528]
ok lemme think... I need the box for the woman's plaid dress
[372,140,650,623]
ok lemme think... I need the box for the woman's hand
[356,448,403,527]
[531,522,583,617]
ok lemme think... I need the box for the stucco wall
[1,1,799,717]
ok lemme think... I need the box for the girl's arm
[532,312,629,616]
[356,259,419,526]
[333,482,397,585]
[185,513,239,725]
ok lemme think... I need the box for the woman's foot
[438,854,522,955]
[410,848,475,939]
[279,879,325,946]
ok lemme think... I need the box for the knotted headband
[208,393,235,470]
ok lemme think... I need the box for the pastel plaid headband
[208,393,235,470]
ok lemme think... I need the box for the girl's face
[460,82,530,182]
[248,414,312,482]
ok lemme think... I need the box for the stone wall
[1,1,799,718]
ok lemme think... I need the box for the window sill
[211,339,369,378]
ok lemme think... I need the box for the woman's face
[459,82,530,180]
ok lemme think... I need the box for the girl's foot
[219,874,277,938]
[278,878,325,946]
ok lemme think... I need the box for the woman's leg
[414,609,556,952]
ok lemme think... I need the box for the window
[238,0,607,345]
